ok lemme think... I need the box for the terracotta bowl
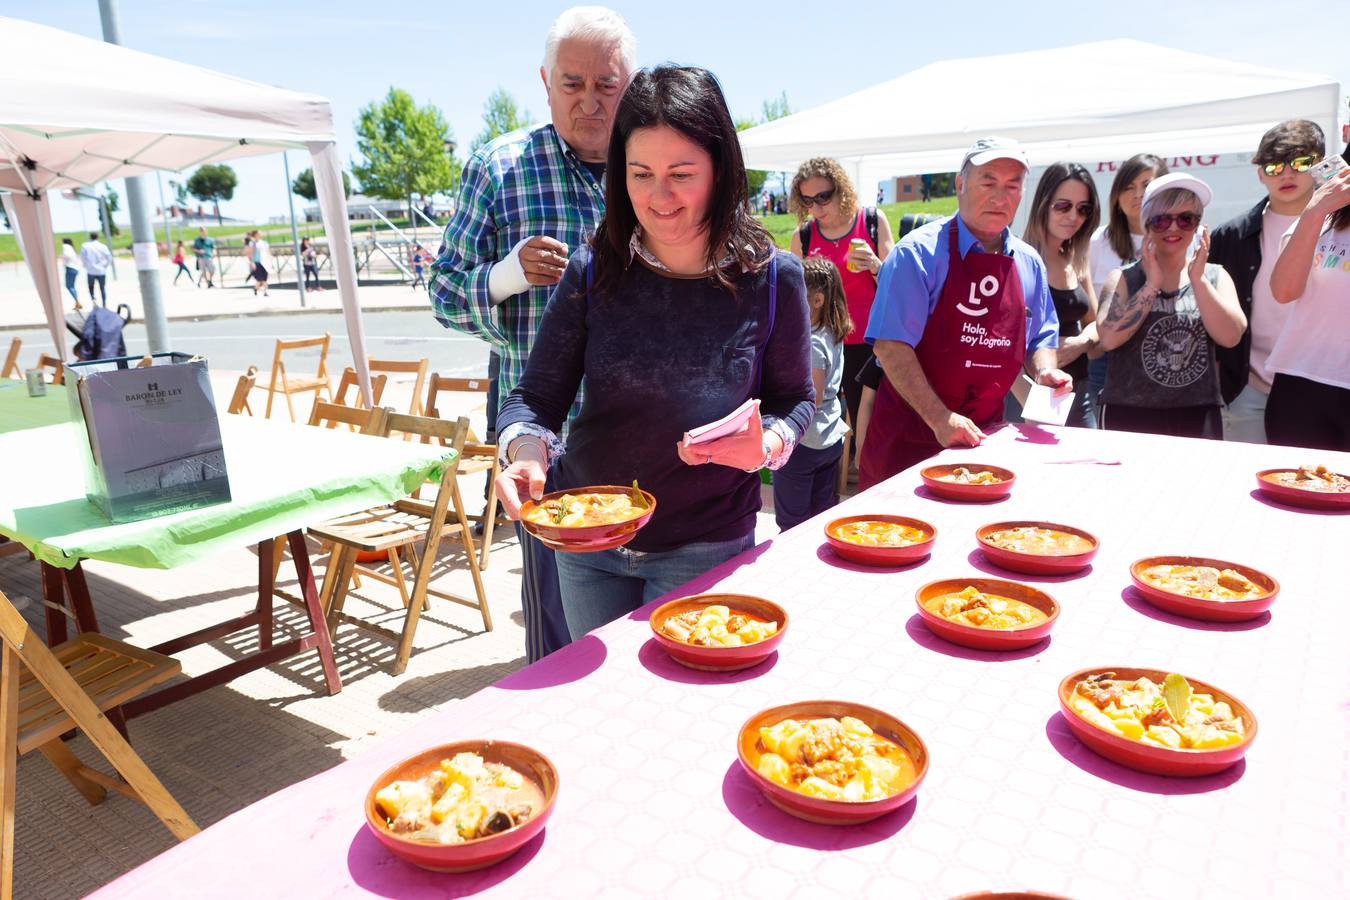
[519,485,656,553]
[649,593,788,672]
[914,578,1059,651]
[365,740,558,873]
[1057,667,1258,777]
[1129,556,1278,623]
[976,521,1100,575]
[1255,468,1350,511]
[824,514,937,567]
[920,463,1016,502]
[737,700,928,825]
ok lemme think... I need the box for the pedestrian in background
[61,237,81,306]
[301,237,322,291]
[80,232,112,306]
[250,230,270,297]
[193,226,216,288]
[172,240,194,285]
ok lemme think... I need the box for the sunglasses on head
[1146,211,1201,232]
[1261,156,1320,177]
[1050,199,1094,216]
[800,187,836,207]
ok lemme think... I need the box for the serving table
[92,425,1347,898]
[0,392,455,714]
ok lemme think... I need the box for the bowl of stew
[1255,465,1350,510]
[976,521,1099,575]
[1129,556,1278,622]
[914,578,1059,650]
[519,484,656,552]
[649,593,787,671]
[824,514,936,566]
[920,463,1016,502]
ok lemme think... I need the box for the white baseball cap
[962,136,1030,170]
[1143,172,1213,209]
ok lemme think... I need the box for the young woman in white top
[1265,159,1350,450]
[60,237,80,305]
[1086,154,1169,419]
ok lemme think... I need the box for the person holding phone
[1263,148,1350,450]
[1096,174,1246,437]
[494,66,813,640]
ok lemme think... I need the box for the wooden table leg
[62,565,99,634]
[1,643,19,900]
[287,531,341,695]
[255,538,275,651]
[39,563,68,646]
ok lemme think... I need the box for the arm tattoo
[1101,283,1154,333]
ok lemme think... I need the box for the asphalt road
[7,310,492,376]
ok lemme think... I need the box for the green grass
[759,197,957,249]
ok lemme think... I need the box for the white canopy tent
[739,39,1341,198]
[0,17,373,401]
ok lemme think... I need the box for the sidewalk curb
[0,305,431,332]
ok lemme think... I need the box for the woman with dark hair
[1087,154,1169,419]
[787,158,894,449]
[1264,155,1350,450]
[494,66,814,637]
[1022,163,1102,427]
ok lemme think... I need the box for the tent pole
[99,0,170,351]
[156,171,173,258]
[283,152,306,309]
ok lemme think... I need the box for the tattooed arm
[1096,267,1159,351]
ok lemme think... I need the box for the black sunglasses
[1050,199,1094,216]
[1146,211,1201,232]
[800,187,836,207]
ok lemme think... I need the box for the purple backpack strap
[753,253,778,394]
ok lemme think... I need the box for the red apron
[858,218,1027,490]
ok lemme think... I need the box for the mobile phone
[1309,154,1347,187]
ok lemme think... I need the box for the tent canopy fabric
[738,39,1341,188]
[0,17,372,403]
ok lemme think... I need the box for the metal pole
[282,152,306,308]
[98,0,170,353]
[98,192,117,279]
[156,171,173,258]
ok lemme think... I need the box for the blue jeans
[554,532,756,640]
[64,267,79,301]
[772,440,842,532]
[1086,355,1108,429]
[515,523,571,663]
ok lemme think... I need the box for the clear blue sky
[5,0,1347,231]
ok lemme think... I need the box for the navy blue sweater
[498,246,815,552]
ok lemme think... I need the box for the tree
[761,91,791,123]
[352,87,459,223]
[186,164,238,225]
[471,88,532,152]
[291,167,352,201]
[168,179,189,209]
[100,186,121,236]
[736,117,768,202]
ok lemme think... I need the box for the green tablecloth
[0,379,72,434]
[0,414,456,570]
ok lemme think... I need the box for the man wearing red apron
[859,137,1072,490]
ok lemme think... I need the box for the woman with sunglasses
[1095,173,1246,438]
[1022,162,1102,427]
[1087,154,1170,421]
[1264,146,1350,451]
[494,66,814,638]
[788,158,895,460]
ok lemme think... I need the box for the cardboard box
[66,352,231,523]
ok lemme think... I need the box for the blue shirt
[865,214,1059,351]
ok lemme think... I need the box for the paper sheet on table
[1020,383,1073,426]
[683,398,758,445]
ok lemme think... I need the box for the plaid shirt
[429,123,605,405]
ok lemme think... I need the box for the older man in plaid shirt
[430,6,636,662]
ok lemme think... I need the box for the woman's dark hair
[801,256,852,344]
[1022,162,1100,282]
[62,237,74,246]
[590,65,773,298]
[1105,153,1168,262]
[300,237,310,248]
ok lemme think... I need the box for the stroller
[65,303,133,361]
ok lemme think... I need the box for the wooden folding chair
[366,358,430,416]
[425,373,502,570]
[227,365,259,416]
[1,338,19,380]
[0,590,198,898]
[308,412,490,675]
[331,367,389,415]
[263,334,332,421]
[34,353,63,386]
